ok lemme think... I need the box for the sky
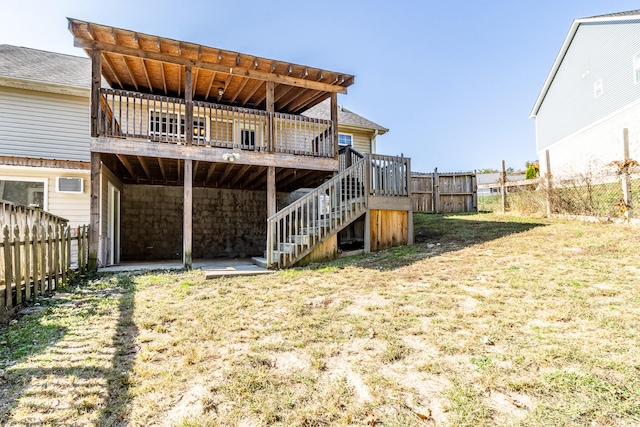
[2,0,640,173]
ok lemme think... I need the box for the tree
[525,160,540,179]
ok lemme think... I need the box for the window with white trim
[594,79,603,98]
[0,178,46,209]
[338,133,353,147]
[149,111,207,142]
[634,52,640,84]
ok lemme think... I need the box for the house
[61,19,411,270]
[530,10,640,177]
[0,45,92,229]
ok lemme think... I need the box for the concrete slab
[98,258,273,279]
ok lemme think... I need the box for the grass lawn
[1,213,640,426]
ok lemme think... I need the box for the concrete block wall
[121,184,284,260]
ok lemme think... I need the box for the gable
[534,20,640,151]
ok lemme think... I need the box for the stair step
[291,234,311,245]
[251,257,268,268]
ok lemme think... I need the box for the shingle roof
[586,9,640,19]
[302,99,388,134]
[0,45,90,89]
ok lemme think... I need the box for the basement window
[338,133,353,147]
[0,178,46,209]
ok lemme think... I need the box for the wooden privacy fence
[1,201,89,319]
[411,169,477,213]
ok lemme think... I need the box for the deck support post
[183,67,193,269]
[267,166,276,218]
[88,48,102,271]
[330,92,338,159]
[406,157,414,245]
[183,159,193,269]
[266,81,275,152]
[88,152,100,271]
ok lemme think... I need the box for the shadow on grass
[0,274,139,425]
[315,213,548,271]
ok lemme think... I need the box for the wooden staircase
[264,156,368,268]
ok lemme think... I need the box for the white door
[107,183,121,265]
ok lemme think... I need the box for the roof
[67,18,355,114]
[530,9,640,118]
[302,99,389,134]
[0,44,90,89]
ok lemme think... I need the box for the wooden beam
[140,59,153,93]
[218,74,233,102]
[100,53,123,89]
[90,49,101,138]
[137,156,152,181]
[205,162,218,185]
[192,68,199,97]
[229,164,251,186]
[266,81,275,152]
[158,157,166,182]
[92,137,339,171]
[276,86,308,110]
[204,70,216,100]
[183,159,193,269]
[278,169,314,189]
[217,163,236,185]
[120,56,139,91]
[73,37,350,94]
[116,154,137,180]
[330,92,338,159]
[229,58,259,103]
[192,160,199,181]
[243,166,266,188]
[159,62,168,95]
[88,152,100,271]
[177,159,181,184]
[240,80,263,105]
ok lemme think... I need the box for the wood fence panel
[1,202,89,320]
[411,172,477,213]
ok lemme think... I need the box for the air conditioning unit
[56,177,84,194]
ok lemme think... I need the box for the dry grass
[2,213,640,426]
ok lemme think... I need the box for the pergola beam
[72,38,350,94]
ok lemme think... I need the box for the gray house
[530,10,640,177]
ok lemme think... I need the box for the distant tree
[475,168,499,174]
[525,160,540,179]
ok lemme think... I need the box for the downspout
[371,130,378,154]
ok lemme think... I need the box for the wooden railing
[369,154,410,196]
[1,202,89,321]
[339,146,364,171]
[266,153,411,268]
[99,88,335,158]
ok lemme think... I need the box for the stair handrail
[267,156,368,267]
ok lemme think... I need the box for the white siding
[352,130,373,154]
[0,86,90,162]
[538,101,640,177]
[0,165,90,227]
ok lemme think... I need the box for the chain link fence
[478,163,640,220]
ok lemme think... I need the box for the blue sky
[2,0,640,172]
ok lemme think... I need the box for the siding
[352,130,372,154]
[0,86,90,162]
[0,166,89,227]
[537,20,640,151]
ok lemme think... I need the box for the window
[241,129,256,150]
[0,178,46,209]
[634,53,640,84]
[594,79,603,98]
[338,133,353,147]
[149,111,206,142]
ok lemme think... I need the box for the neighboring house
[0,45,91,227]
[476,173,526,196]
[0,38,400,268]
[530,10,640,177]
[62,19,411,269]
